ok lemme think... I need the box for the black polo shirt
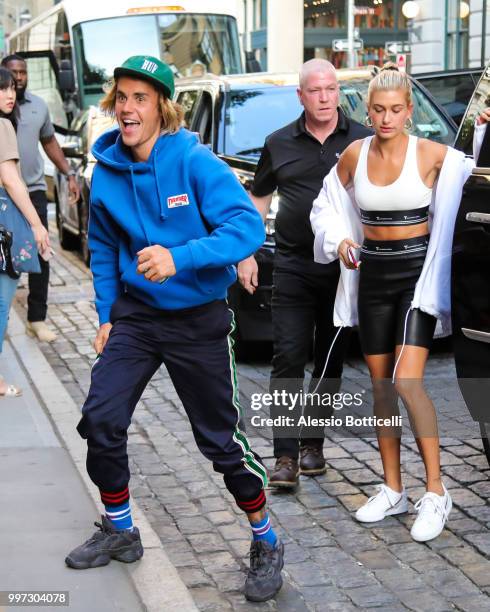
[252,109,372,257]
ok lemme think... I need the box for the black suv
[173,69,457,349]
[451,63,490,466]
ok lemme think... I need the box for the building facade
[409,0,490,73]
[0,0,54,53]
[240,0,490,74]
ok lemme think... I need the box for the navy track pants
[77,296,267,513]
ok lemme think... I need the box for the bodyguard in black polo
[238,59,371,487]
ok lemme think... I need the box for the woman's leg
[394,343,443,495]
[0,274,19,348]
[0,274,20,394]
[364,353,402,492]
[358,252,402,492]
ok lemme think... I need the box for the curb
[8,307,198,612]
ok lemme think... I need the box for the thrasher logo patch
[167,194,190,208]
[141,59,158,73]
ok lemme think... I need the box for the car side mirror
[62,141,84,159]
[59,59,75,92]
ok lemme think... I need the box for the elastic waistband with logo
[361,235,430,257]
[360,206,429,226]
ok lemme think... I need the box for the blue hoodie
[89,128,265,324]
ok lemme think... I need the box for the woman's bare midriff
[363,221,429,241]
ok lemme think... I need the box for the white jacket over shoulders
[310,125,488,335]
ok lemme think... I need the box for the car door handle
[462,327,490,344]
[466,212,490,224]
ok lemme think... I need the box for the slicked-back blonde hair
[367,62,412,106]
[100,78,184,134]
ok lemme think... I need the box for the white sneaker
[410,485,452,542]
[355,484,408,523]
[26,321,57,343]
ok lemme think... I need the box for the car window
[455,66,490,155]
[339,79,455,145]
[224,87,302,158]
[22,55,68,128]
[222,77,456,159]
[176,90,201,128]
[339,85,366,124]
[192,91,213,145]
[416,73,481,125]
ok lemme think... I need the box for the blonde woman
[311,63,488,542]
[0,67,49,396]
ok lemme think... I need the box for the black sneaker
[65,515,143,569]
[244,539,284,602]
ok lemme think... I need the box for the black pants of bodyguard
[77,295,267,514]
[270,251,351,459]
[27,191,49,322]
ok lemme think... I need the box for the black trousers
[270,251,351,459]
[77,295,268,514]
[27,190,49,322]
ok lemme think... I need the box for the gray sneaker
[244,539,284,602]
[65,515,143,569]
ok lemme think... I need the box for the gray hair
[299,59,337,88]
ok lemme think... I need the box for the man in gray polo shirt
[2,54,80,342]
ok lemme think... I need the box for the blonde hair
[367,62,412,106]
[100,79,184,134]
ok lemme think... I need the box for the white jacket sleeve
[412,147,472,336]
[473,122,487,163]
[310,165,350,264]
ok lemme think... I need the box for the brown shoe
[299,445,326,476]
[269,456,300,488]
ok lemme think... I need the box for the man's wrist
[66,169,76,178]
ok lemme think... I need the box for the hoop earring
[405,117,413,130]
[365,115,373,128]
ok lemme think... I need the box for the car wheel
[56,199,79,251]
[479,422,490,468]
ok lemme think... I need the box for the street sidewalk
[0,308,197,612]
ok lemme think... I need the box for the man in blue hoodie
[64,56,283,602]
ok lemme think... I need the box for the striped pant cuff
[236,489,266,513]
[100,486,130,507]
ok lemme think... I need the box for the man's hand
[477,107,490,126]
[137,245,176,283]
[68,175,80,204]
[31,223,50,254]
[94,322,112,355]
[238,255,259,294]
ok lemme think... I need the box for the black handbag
[0,224,20,279]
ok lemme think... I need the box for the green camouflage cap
[114,55,174,98]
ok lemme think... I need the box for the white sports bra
[353,135,433,227]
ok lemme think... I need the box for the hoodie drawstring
[153,149,168,221]
[130,165,152,247]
